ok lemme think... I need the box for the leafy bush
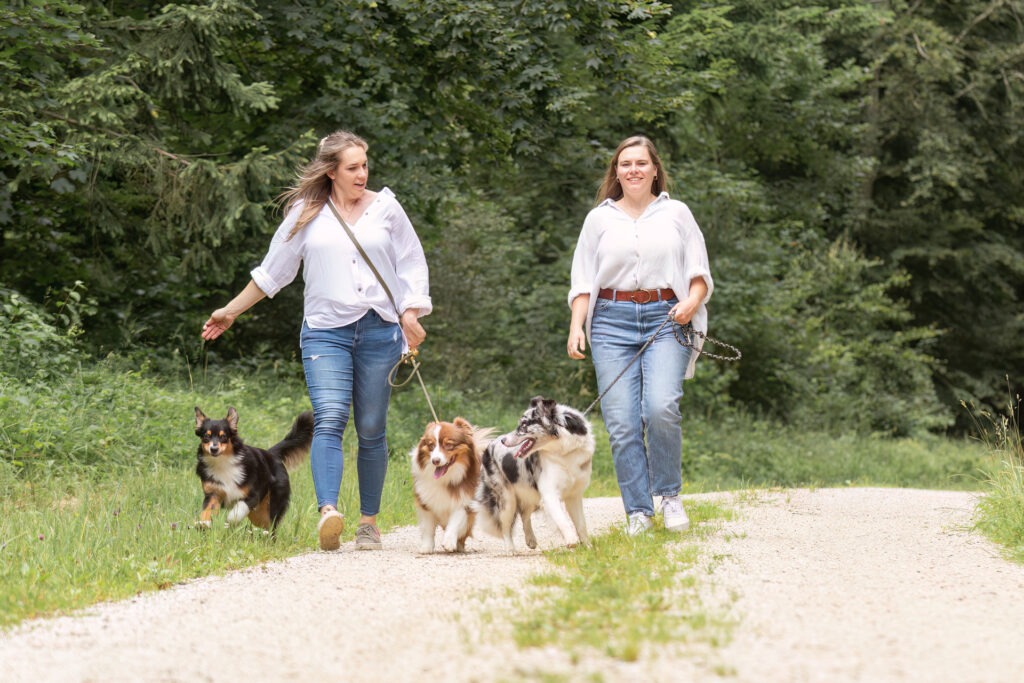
[0,283,92,383]
[725,239,949,436]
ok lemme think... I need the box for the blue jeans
[590,297,692,516]
[300,311,403,516]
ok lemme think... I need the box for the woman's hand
[671,276,709,325]
[567,327,587,359]
[201,308,236,341]
[200,280,266,342]
[567,294,590,359]
[401,309,426,350]
[669,297,700,325]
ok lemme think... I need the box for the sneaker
[660,495,690,532]
[626,511,653,537]
[355,523,383,550]
[317,510,344,551]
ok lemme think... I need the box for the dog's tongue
[515,438,535,459]
[433,463,450,479]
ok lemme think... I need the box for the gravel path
[3,488,1023,682]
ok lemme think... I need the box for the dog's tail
[472,426,498,455]
[270,410,314,471]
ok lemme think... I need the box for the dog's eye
[443,440,456,450]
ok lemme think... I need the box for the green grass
[508,500,734,663]
[0,356,996,630]
[968,399,1024,562]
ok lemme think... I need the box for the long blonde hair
[595,135,668,205]
[278,130,368,239]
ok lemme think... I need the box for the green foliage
[968,397,1024,563]
[849,1,1024,423]
[2,0,1022,434]
[685,411,985,490]
[0,282,94,384]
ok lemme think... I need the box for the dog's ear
[529,396,545,408]
[453,416,473,431]
[226,406,239,432]
[541,398,558,416]
[194,407,207,432]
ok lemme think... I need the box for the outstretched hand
[201,309,234,341]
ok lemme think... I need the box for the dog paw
[226,502,250,524]
[196,520,211,530]
[525,536,538,550]
[418,544,435,554]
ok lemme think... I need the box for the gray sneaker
[660,495,690,532]
[626,511,653,537]
[355,523,383,550]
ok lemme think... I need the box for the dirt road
[2,488,1022,682]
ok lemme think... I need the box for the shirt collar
[598,191,670,209]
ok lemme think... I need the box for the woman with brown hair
[566,135,712,536]
[202,130,431,551]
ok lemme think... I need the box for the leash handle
[388,349,440,423]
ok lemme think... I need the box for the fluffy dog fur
[473,396,594,553]
[411,417,493,553]
[193,406,312,531]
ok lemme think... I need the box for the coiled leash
[582,314,742,417]
[388,349,440,423]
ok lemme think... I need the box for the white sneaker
[317,510,344,551]
[660,495,690,532]
[626,511,653,537]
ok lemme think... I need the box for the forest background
[2,0,1023,439]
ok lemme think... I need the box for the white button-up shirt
[568,192,713,378]
[251,187,431,329]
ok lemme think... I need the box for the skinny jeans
[300,311,403,515]
[590,297,692,517]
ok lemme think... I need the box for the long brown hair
[594,135,668,205]
[278,130,368,239]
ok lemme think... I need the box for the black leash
[582,315,742,417]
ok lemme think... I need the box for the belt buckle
[631,289,654,304]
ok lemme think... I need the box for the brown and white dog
[410,417,493,553]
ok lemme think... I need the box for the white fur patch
[201,454,246,503]
[226,501,250,524]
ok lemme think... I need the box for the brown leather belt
[597,288,676,304]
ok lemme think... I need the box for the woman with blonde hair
[202,130,431,551]
[567,135,712,536]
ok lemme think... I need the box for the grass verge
[492,499,734,672]
[969,398,1024,562]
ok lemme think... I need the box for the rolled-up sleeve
[251,207,303,299]
[389,200,432,316]
[678,205,714,304]
[568,217,598,308]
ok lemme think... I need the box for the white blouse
[568,192,713,378]
[251,187,432,329]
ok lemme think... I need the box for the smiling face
[614,144,657,199]
[327,144,369,204]
[415,418,477,480]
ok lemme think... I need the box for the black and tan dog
[193,406,313,531]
